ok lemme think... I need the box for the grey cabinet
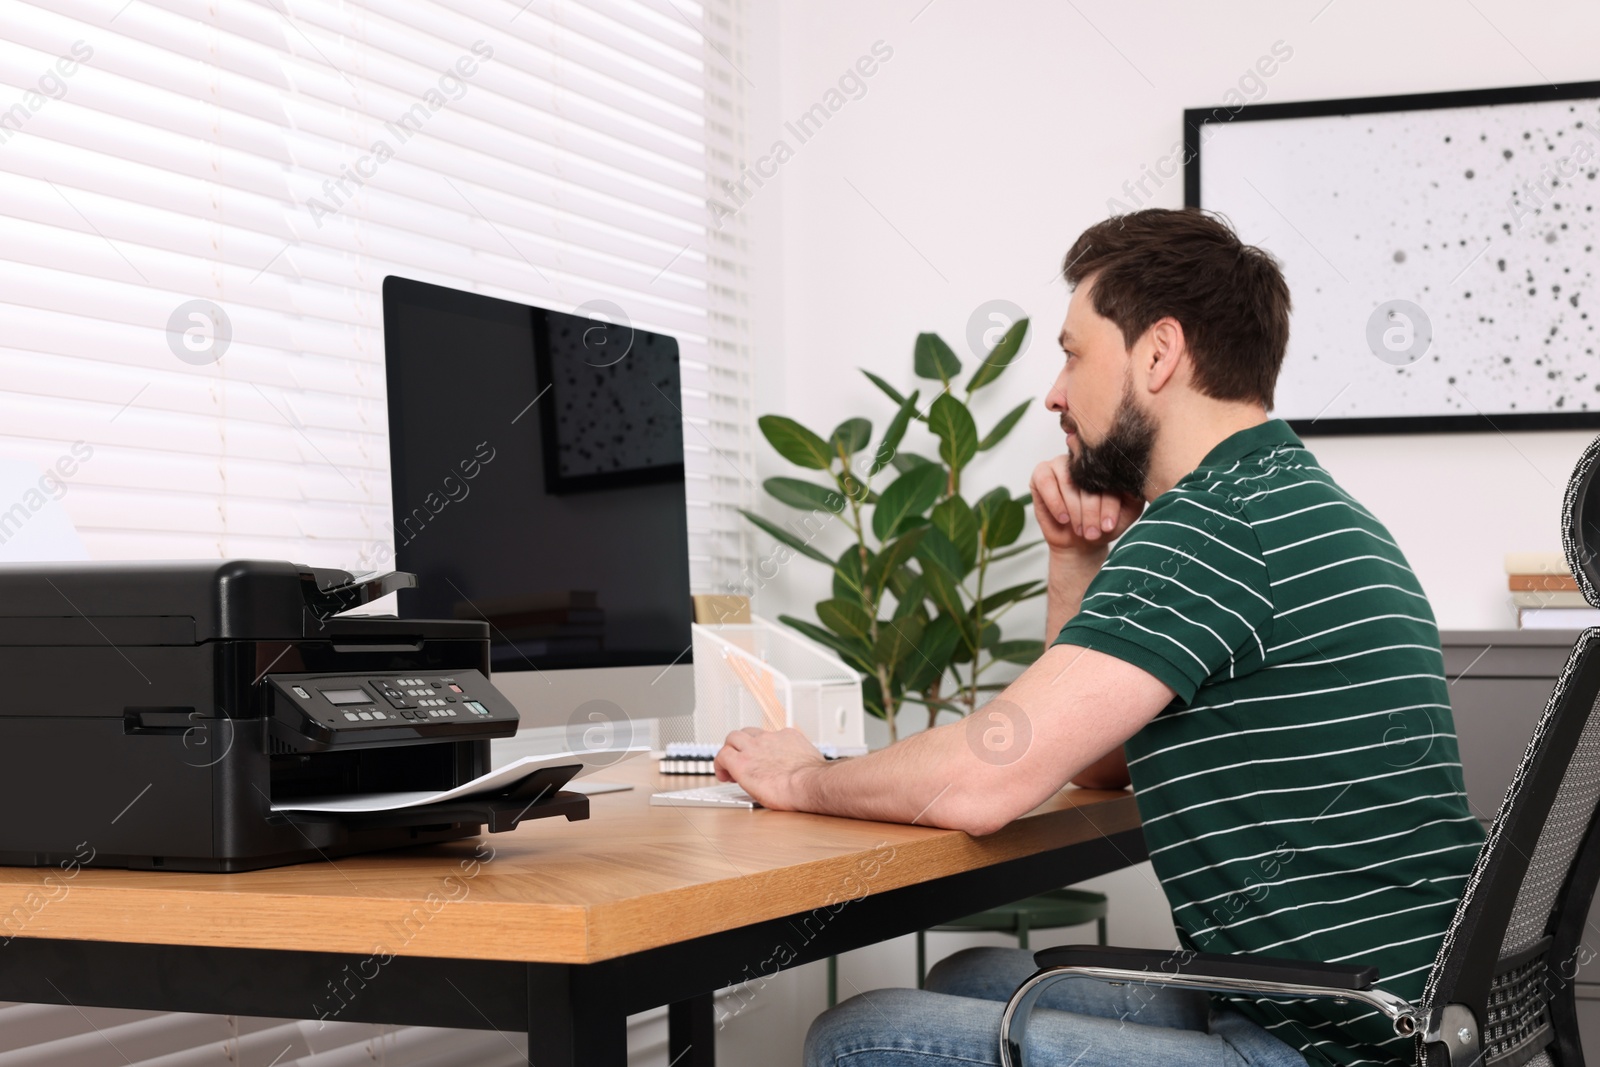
[1441,629,1598,1051]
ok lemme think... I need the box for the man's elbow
[930,793,1027,837]
[1070,767,1131,791]
[949,812,1011,837]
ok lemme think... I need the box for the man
[716,207,1482,1067]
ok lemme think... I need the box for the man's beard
[1066,379,1157,499]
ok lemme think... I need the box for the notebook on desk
[650,782,761,808]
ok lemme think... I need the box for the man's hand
[714,727,827,810]
[1030,455,1144,553]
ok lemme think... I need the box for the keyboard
[650,782,761,809]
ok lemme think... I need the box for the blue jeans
[804,947,1308,1067]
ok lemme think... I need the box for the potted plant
[742,321,1046,744]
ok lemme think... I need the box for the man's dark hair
[1062,208,1291,409]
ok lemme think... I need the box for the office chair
[999,431,1600,1067]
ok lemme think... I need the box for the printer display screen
[382,277,695,675]
[321,688,375,706]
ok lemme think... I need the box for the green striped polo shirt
[1052,419,1483,1067]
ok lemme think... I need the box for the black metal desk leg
[526,964,627,1067]
[669,992,715,1067]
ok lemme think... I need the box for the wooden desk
[0,758,1143,1067]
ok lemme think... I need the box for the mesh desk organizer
[690,617,865,750]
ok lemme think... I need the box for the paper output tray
[277,764,591,835]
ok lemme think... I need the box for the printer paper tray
[275,765,590,835]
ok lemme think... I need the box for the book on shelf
[1506,552,1592,628]
[1511,591,1592,609]
[1518,607,1600,630]
[1508,574,1580,592]
[1504,551,1572,576]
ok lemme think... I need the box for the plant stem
[967,542,986,716]
[839,461,894,744]
[877,662,897,744]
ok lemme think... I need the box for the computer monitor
[381,276,694,748]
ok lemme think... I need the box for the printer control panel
[265,668,519,748]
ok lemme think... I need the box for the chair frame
[1000,433,1600,1067]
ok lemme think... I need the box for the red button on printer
[448,684,463,693]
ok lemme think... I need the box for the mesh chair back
[1566,434,1600,611]
[1418,434,1600,1067]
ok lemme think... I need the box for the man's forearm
[794,688,1066,836]
[1044,546,1109,641]
[796,722,973,828]
[783,642,1168,834]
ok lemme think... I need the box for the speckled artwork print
[1200,97,1599,421]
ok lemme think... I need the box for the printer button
[448,684,463,694]
[357,711,374,720]
[345,712,359,721]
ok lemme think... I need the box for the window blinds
[0,0,751,591]
[0,0,749,1062]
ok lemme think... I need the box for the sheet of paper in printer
[269,748,649,814]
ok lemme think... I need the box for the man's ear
[1143,316,1186,393]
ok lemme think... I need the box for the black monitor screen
[381,276,693,673]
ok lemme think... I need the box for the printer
[0,560,588,872]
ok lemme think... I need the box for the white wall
[724,1,1600,1062]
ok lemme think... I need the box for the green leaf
[978,399,1032,452]
[976,580,1045,614]
[988,539,1044,563]
[828,418,872,456]
[966,317,1029,393]
[902,613,962,692]
[980,619,1002,649]
[892,574,926,620]
[779,614,874,674]
[759,415,833,470]
[948,615,999,665]
[764,477,845,513]
[974,487,1010,542]
[913,332,962,385]
[920,561,967,621]
[833,545,869,602]
[870,390,921,477]
[817,597,873,640]
[950,617,978,662]
[893,513,930,542]
[891,452,936,474]
[927,393,978,474]
[987,499,1027,549]
[990,639,1046,665]
[864,526,928,599]
[871,464,946,542]
[930,495,979,572]
[862,369,907,406]
[915,526,967,582]
[740,508,833,564]
[875,615,925,673]
[861,673,886,720]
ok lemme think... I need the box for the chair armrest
[1000,944,1419,1067]
[1033,943,1378,991]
